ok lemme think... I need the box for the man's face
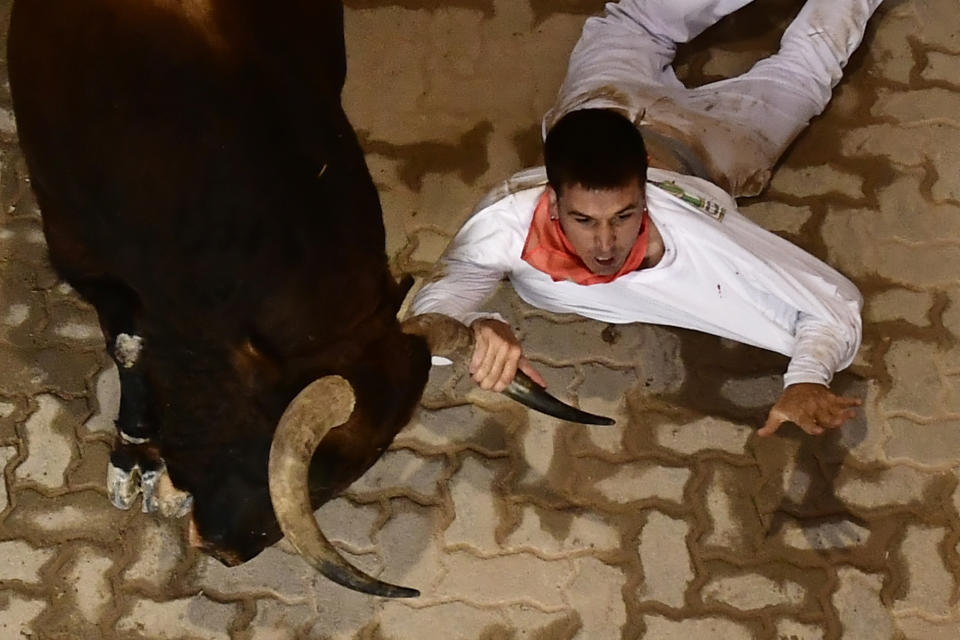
[549,179,646,276]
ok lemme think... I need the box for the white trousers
[543,0,883,196]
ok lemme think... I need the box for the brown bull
[8,0,609,597]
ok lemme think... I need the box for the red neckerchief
[521,190,649,285]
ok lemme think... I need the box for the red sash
[520,190,649,285]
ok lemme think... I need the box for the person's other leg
[543,0,755,135]
[649,0,884,195]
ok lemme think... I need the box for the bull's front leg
[64,276,189,515]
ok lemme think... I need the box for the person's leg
[643,0,884,195]
[543,0,755,135]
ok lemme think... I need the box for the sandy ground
[2,0,960,638]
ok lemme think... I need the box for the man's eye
[574,217,592,224]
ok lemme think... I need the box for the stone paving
[1,0,959,638]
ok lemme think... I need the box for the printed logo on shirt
[650,180,726,222]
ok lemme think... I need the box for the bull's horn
[268,375,419,598]
[506,370,614,426]
[401,313,615,426]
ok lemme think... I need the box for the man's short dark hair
[544,108,647,195]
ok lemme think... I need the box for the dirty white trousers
[542,0,884,196]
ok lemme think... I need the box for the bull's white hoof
[106,457,192,518]
[142,467,193,517]
[107,460,140,510]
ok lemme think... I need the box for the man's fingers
[469,333,487,375]
[518,357,547,388]
[492,346,522,392]
[758,411,785,437]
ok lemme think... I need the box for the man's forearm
[410,258,507,326]
[783,311,862,387]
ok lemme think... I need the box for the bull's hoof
[107,444,192,517]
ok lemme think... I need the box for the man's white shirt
[412,167,863,388]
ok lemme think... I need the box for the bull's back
[8,0,385,313]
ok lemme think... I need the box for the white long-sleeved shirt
[412,167,863,388]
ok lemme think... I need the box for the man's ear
[546,185,560,220]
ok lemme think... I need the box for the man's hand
[758,383,862,437]
[470,318,547,392]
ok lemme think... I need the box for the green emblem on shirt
[650,180,726,221]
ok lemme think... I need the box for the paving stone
[437,550,571,607]
[116,596,235,640]
[504,504,620,556]
[637,511,693,608]
[655,415,752,456]
[869,8,918,84]
[15,394,75,490]
[52,319,102,343]
[0,539,55,583]
[775,618,825,640]
[349,448,446,499]
[921,51,960,84]
[567,557,628,640]
[310,564,381,639]
[720,374,782,410]
[701,573,805,610]
[0,400,16,418]
[886,416,960,467]
[822,204,960,284]
[576,327,685,396]
[375,504,445,592]
[836,465,932,509]
[873,87,960,125]
[1,303,29,328]
[881,340,942,416]
[770,165,864,199]
[0,344,102,397]
[781,520,871,551]
[594,462,690,504]
[313,497,380,552]
[444,455,500,553]
[395,404,502,453]
[0,595,46,639]
[503,607,575,638]
[575,366,636,453]
[521,316,639,367]
[0,445,16,511]
[702,49,761,78]
[866,289,934,325]
[894,616,960,640]
[198,545,314,601]
[832,567,895,640]
[9,489,128,541]
[895,525,953,615]
[704,467,746,550]
[641,615,753,639]
[249,600,315,640]
[377,601,508,640]
[68,438,112,489]
[122,519,183,590]
[941,288,960,337]
[779,451,812,503]
[522,411,563,478]
[839,380,888,464]
[82,363,120,435]
[65,546,113,624]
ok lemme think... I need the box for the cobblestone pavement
[1,0,959,638]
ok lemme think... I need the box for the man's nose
[596,224,615,252]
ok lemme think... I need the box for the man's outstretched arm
[761,308,863,437]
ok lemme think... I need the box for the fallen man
[412,0,884,437]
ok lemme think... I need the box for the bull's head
[265,313,612,597]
